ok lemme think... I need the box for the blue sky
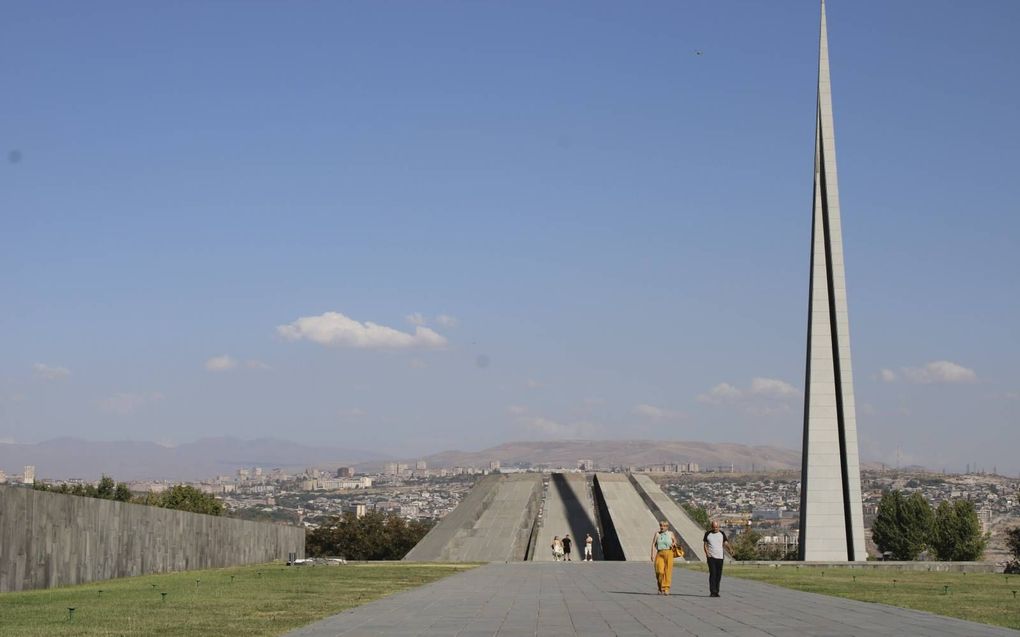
[2,1,1018,473]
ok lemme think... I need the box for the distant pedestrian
[562,534,572,561]
[551,536,564,561]
[651,520,679,595]
[584,533,594,561]
[703,520,733,597]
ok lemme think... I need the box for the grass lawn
[0,562,475,636]
[685,563,1020,631]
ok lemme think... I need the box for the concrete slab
[594,473,659,561]
[631,474,707,562]
[404,474,542,563]
[533,473,603,562]
[283,562,1015,637]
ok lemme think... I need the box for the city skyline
[2,2,1018,474]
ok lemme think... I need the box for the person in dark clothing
[702,521,732,597]
[562,534,572,561]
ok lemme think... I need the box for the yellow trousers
[654,549,674,592]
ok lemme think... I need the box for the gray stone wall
[0,485,304,592]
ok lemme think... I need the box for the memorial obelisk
[798,0,867,562]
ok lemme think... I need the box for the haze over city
[2,1,1018,474]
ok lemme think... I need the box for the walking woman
[650,520,679,595]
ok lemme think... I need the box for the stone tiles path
[284,562,1015,637]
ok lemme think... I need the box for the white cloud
[99,392,164,415]
[506,404,529,416]
[436,314,459,328]
[277,311,447,350]
[520,416,599,439]
[525,378,543,389]
[339,408,367,418]
[205,355,237,372]
[879,369,898,383]
[697,383,743,404]
[750,377,799,398]
[33,363,70,380]
[0,437,15,444]
[405,312,427,326]
[245,359,271,370]
[698,377,800,415]
[633,404,684,421]
[900,361,977,384]
[408,358,427,369]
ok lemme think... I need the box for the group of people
[548,520,733,597]
[652,519,732,597]
[550,532,595,561]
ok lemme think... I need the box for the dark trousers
[707,557,724,594]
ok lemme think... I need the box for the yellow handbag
[671,545,684,559]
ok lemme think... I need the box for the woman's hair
[660,520,669,526]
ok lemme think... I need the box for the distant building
[337,466,356,478]
[237,468,250,481]
[344,503,367,518]
[254,467,263,477]
[489,460,501,472]
[22,465,35,485]
[384,463,399,476]
[416,460,427,471]
[0,469,7,483]
[577,459,594,471]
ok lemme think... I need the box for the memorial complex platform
[285,562,1014,637]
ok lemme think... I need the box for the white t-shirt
[704,530,727,559]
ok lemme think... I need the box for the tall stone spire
[798,0,867,562]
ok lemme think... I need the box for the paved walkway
[284,563,1014,637]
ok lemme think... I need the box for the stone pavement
[283,562,1014,637]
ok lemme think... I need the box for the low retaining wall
[0,485,304,592]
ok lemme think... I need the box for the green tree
[871,490,933,560]
[1006,527,1020,561]
[930,500,987,561]
[729,529,761,561]
[113,482,133,502]
[682,503,711,530]
[139,485,224,516]
[307,511,434,560]
[95,475,116,499]
[35,475,134,503]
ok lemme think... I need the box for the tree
[1006,527,1020,561]
[729,529,761,561]
[34,475,133,503]
[1005,527,1020,574]
[307,511,433,560]
[139,485,224,516]
[871,490,933,560]
[930,500,986,561]
[682,503,711,530]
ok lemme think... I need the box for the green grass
[0,562,475,636]
[685,564,1020,630]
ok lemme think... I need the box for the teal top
[656,531,672,550]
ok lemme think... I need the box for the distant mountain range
[0,437,387,481]
[0,437,807,482]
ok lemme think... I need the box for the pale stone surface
[284,562,1015,636]
[594,473,659,561]
[404,474,542,563]
[534,474,603,562]
[800,0,868,562]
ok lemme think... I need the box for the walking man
[703,520,732,597]
[584,532,594,561]
[562,534,572,561]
